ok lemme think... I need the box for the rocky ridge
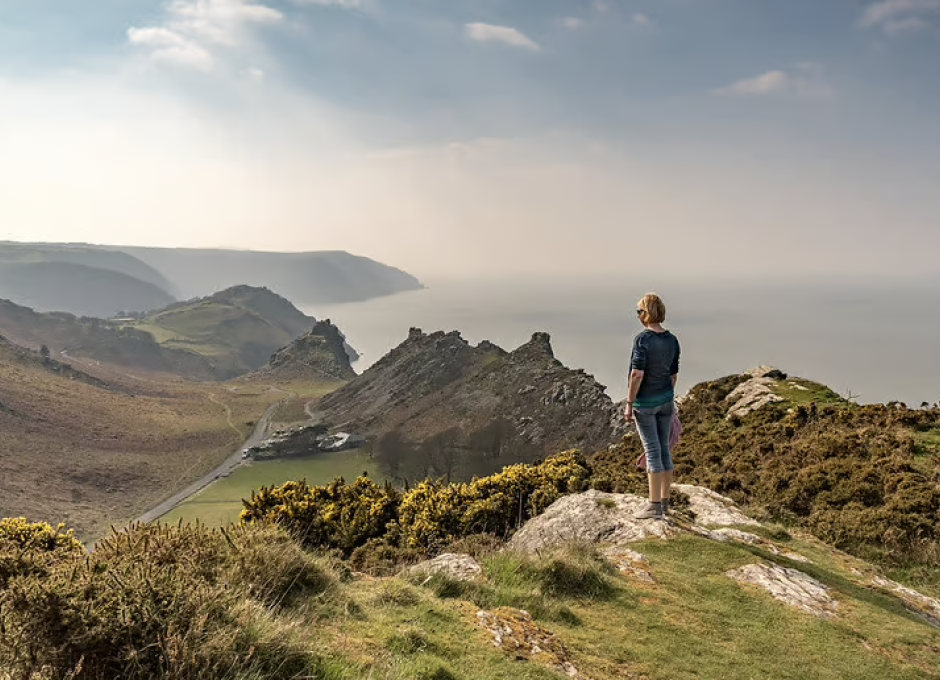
[251,319,357,382]
[315,329,625,461]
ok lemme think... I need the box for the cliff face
[253,320,357,382]
[314,329,623,460]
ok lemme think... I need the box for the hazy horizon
[2,1,940,282]
[309,276,940,408]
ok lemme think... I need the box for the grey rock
[727,563,838,618]
[408,553,483,582]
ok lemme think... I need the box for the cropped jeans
[634,401,675,473]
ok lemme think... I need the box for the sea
[303,276,940,407]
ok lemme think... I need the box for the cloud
[288,0,361,6]
[632,13,653,28]
[128,0,283,70]
[885,16,933,33]
[561,17,583,29]
[465,23,540,51]
[716,68,830,99]
[127,27,215,70]
[859,0,940,33]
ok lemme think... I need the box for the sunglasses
[636,309,644,316]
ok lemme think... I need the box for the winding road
[136,388,295,524]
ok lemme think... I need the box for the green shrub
[0,522,323,680]
[349,537,423,576]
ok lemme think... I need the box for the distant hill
[109,246,423,304]
[0,241,176,294]
[125,285,320,378]
[0,297,217,379]
[0,241,423,318]
[0,261,176,318]
[313,329,622,481]
[250,319,357,383]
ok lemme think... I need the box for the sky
[1,0,939,280]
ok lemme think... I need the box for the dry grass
[0,346,282,541]
[240,379,346,426]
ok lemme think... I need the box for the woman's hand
[624,404,634,422]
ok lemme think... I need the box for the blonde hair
[637,293,666,325]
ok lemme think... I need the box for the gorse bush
[240,451,592,557]
[240,476,400,555]
[0,521,329,680]
[0,518,84,588]
[398,450,591,551]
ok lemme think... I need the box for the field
[162,448,388,527]
[0,342,283,541]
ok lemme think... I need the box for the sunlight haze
[1,1,939,280]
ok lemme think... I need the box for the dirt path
[136,387,295,524]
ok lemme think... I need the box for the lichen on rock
[476,607,589,679]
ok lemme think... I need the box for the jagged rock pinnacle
[510,332,555,362]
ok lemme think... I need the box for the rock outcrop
[726,563,839,619]
[252,319,357,382]
[871,576,940,629]
[509,490,679,553]
[509,485,762,555]
[314,330,621,461]
[724,366,787,418]
[408,553,482,583]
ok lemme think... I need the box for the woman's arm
[626,369,645,420]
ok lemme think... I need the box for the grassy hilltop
[123,285,317,378]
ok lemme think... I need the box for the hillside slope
[4,452,938,680]
[0,335,281,539]
[113,246,424,303]
[0,241,176,293]
[0,261,176,318]
[314,329,622,480]
[0,297,216,379]
[592,366,940,589]
[127,285,318,378]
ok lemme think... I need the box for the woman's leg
[633,408,664,518]
[656,403,675,503]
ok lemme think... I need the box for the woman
[626,293,680,520]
